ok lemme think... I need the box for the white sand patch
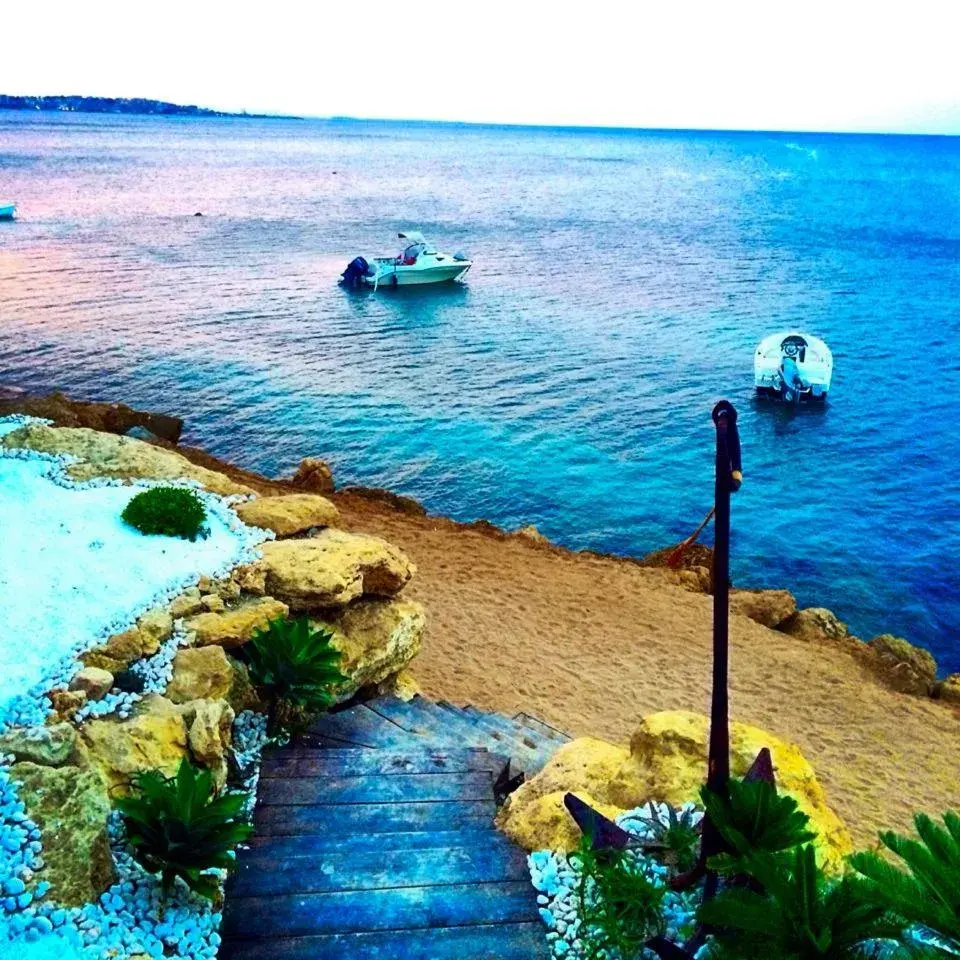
[0,426,264,718]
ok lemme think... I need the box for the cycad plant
[850,811,960,958]
[638,805,702,874]
[245,616,346,732]
[701,776,817,876]
[115,758,252,900]
[699,844,910,960]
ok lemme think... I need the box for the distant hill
[0,95,296,119]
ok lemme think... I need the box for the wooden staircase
[220,695,571,959]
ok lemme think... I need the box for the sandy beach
[162,433,960,850]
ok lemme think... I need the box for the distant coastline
[0,95,299,120]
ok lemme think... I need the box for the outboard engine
[341,256,369,290]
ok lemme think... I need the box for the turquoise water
[1,113,958,668]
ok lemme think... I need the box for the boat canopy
[398,230,425,244]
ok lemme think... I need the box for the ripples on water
[1,113,958,667]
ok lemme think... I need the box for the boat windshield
[400,242,426,264]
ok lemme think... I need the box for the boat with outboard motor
[341,231,472,289]
[0,204,16,221]
[754,331,833,402]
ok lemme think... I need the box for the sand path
[331,492,960,849]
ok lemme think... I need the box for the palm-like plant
[701,776,817,875]
[699,845,910,960]
[115,758,253,900]
[850,811,960,958]
[246,616,346,725]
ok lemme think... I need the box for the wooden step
[220,921,550,960]
[366,696,488,748]
[242,827,506,857]
[514,712,573,744]
[254,799,497,837]
[256,771,493,806]
[306,704,425,749]
[221,880,540,939]
[228,843,529,897]
[261,748,504,779]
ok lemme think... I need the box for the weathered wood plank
[221,881,540,939]
[261,748,503,778]
[257,771,492,806]
[254,799,497,836]
[366,697,488,748]
[220,921,550,960]
[306,704,422,749]
[242,826,505,857]
[228,843,529,897]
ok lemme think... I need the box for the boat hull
[0,204,16,221]
[754,331,832,402]
[363,263,471,287]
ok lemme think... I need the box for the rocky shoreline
[0,391,958,958]
[7,391,955,705]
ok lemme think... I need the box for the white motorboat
[0,204,16,221]
[754,331,833,402]
[341,231,472,289]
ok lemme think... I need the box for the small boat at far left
[0,203,17,221]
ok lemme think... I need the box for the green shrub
[701,777,817,876]
[115,758,252,900]
[122,486,207,541]
[246,617,346,729]
[699,845,910,960]
[574,833,667,959]
[850,811,960,958]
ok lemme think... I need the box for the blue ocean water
[1,113,958,668]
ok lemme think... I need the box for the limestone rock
[81,607,172,673]
[378,668,420,702]
[186,596,289,649]
[80,695,188,795]
[939,674,960,705]
[201,594,226,613]
[780,607,848,643]
[291,457,335,494]
[730,589,797,629]
[170,587,204,619]
[11,762,115,906]
[233,562,267,596]
[0,723,79,767]
[137,607,173,651]
[515,525,549,545]
[496,738,634,852]
[48,689,87,721]
[498,713,853,873]
[316,598,425,700]
[81,628,143,673]
[1,424,251,495]
[235,494,340,537]
[225,655,262,713]
[165,646,234,703]
[867,634,937,696]
[181,699,234,789]
[261,530,415,609]
[628,711,852,872]
[69,667,114,701]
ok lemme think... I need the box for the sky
[3,0,959,135]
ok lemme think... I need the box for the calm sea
[1,113,958,669]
